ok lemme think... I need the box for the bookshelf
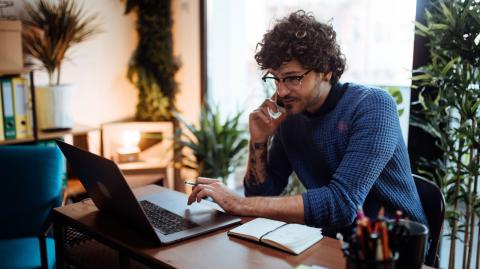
[1,69,98,146]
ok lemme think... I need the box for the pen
[184,180,199,186]
[374,207,385,233]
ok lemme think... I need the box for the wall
[10,0,201,129]
[172,0,201,126]
[12,0,138,127]
[172,0,202,188]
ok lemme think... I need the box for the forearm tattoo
[245,141,268,185]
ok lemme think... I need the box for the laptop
[56,140,241,245]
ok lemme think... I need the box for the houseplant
[412,0,480,268]
[22,0,99,130]
[123,0,179,121]
[175,104,248,187]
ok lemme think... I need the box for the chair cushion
[0,237,55,269]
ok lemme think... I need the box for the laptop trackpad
[141,193,225,225]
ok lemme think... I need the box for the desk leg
[119,252,130,269]
[53,216,66,269]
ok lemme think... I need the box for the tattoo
[253,142,267,150]
[245,141,269,186]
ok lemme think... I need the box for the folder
[1,78,16,140]
[0,86,4,141]
[23,77,35,137]
[12,77,29,139]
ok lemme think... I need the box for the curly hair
[255,10,346,85]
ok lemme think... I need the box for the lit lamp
[117,130,141,163]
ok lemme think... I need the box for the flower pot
[35,84,75,130]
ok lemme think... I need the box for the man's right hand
[249,99,288,142]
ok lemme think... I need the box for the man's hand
[187,178,305,223]
[249,98,287,143]
[187,177,245,215]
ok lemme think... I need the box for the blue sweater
[244,82,428,235]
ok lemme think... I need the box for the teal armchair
[0,145,64,269]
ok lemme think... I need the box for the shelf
[117,160,169,172]
[0,124,99,145]
[38,124,99,141]
[0,137,35,145]
[0,68,34,76]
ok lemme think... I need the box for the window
[206,0,417,143]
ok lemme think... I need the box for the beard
[279,78,325,114]
[278,96,301,114]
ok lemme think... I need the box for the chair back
[0,145,64,238]
[412,174,445,267]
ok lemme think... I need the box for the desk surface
[54,185,432,269]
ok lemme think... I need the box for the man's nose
[277,82,290,97]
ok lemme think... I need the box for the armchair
[0,145,64,269]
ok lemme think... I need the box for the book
[12,76,29,139]
[227,218,323,255]
[1,77,16,139]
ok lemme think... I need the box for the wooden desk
[53,185,432,269]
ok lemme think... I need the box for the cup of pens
[340,208,427,269]
[388,219,428,269]
[343,248,397,269]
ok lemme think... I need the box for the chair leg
[39,234,49,269]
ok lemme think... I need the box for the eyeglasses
[262,70,312,91]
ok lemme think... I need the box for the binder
[1,78,16,139]
[12,77,29,139]
[23,76,35,137]
[0,86,4,141]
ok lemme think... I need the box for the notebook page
[262,224,323,254]
[228,218,286,241]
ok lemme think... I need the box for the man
[187,10,427,236]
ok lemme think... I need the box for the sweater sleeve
[302,90,399,228]
[244,130,292,196]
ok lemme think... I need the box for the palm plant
[22,0,99,85]
[175,105,248,183]
[412,1,480,268]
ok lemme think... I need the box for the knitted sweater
[244,82,428,235]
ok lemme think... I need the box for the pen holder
[343,249,398,269]
[388,220,428,269]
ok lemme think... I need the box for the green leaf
[441,57,458,75]
[412,74,432,81]
[414,21,430,35]
[439,1,454,24]
[430,23,450,31]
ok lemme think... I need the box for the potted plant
[22,0,99,130]
[412,1,479,268]
[175,104,248,188]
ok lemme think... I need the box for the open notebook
[227,218,323,255]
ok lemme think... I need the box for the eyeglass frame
[261,69,313,90]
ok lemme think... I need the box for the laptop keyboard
[139,200,198,235]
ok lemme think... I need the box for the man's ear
[323,72,333,82]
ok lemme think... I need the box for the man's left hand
[187,177,244,215]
